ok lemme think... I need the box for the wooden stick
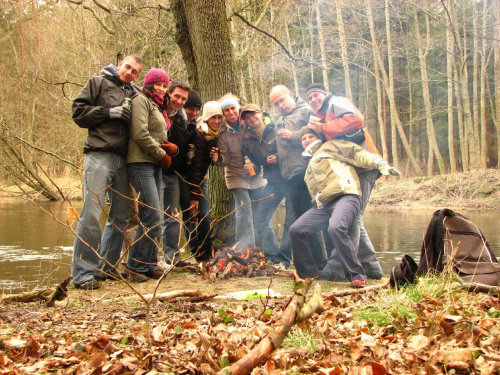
[324,279,391,299]
[218,275,321,375]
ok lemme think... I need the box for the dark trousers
[289,194,365,280]
[286,171,326,270]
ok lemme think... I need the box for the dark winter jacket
[187,123,218,201]
[163,109,194,176]
[72,64,140,157]
[242,123,283,185]
[274,98,315,180]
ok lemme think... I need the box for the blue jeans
[254,184,293,265]
[72,152,130,285]
[231,187,264,249]
[161,173,182,263]
[323,170,383,279]
[290,194,365,281]
[127,163,162,273]
[183,179,213,260]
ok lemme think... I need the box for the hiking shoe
[143,268,164,279]
[125,268,148,283]
[75,279,100,290]
[317,269,347,281]
[351,279,367,288]
[95,270,128,281]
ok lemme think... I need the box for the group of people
[71,54,398,291]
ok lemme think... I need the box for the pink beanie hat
[144,68,170,86]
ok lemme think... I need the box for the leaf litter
[1,271,499,374]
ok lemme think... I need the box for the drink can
[187,144,195,165]
[211,147,219,164]
[123,98,132,107]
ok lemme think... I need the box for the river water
[1,198,498,293]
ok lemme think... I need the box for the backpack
[390,208,500,287]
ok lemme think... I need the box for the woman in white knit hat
[216,94,266,250]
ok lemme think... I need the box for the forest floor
[1,169,500,374]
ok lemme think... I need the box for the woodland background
[1,0,499,201]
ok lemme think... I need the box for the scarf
[153,94,171,130]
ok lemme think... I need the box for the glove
[160,141,179,156]
[159,154,172,170]
[378,161,401,177]
[108,106,131,122]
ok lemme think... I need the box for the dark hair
[168,79,191,93]
[142,83,170,110]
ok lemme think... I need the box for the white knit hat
[202,101,223,122]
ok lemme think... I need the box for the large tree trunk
[172,0,238,240]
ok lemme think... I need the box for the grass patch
[283,325,323,352]
[356,272,464,328]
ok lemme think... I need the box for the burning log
[202,243,273,280]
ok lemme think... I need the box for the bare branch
[233,11,303,65]
[83,5,116,35]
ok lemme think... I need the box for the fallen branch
[101,290,211,303]
[1,277,71,307]
[218,274,323,375]
[324,279,391,300]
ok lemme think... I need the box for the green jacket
[127,92,168,165]
[304,140,386,207]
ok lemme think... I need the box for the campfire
[200,243,275,281]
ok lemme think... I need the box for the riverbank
[369,169,500,211]
[2,169,500,210]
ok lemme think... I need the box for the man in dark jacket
[160,80,191,264]
[71,55,143,290]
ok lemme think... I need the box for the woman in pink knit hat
[125,68,178,282]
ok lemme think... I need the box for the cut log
[1,277,71,306]
[217,274,323,375]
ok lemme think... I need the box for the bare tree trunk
[414,9,445,175]
[446,14,457,173]
[314,0,329,90]
[285,23,300,95]
[335,0,351,98]
[365,0,422,174]
[374,58,388,160]
[479,0,488,168]
[494,0,500,167]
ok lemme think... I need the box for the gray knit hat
[299,126,322,140]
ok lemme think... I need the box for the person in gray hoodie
[71,55,143,290]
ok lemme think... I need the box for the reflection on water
[1,198,499,293]
[0,199,80,293]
